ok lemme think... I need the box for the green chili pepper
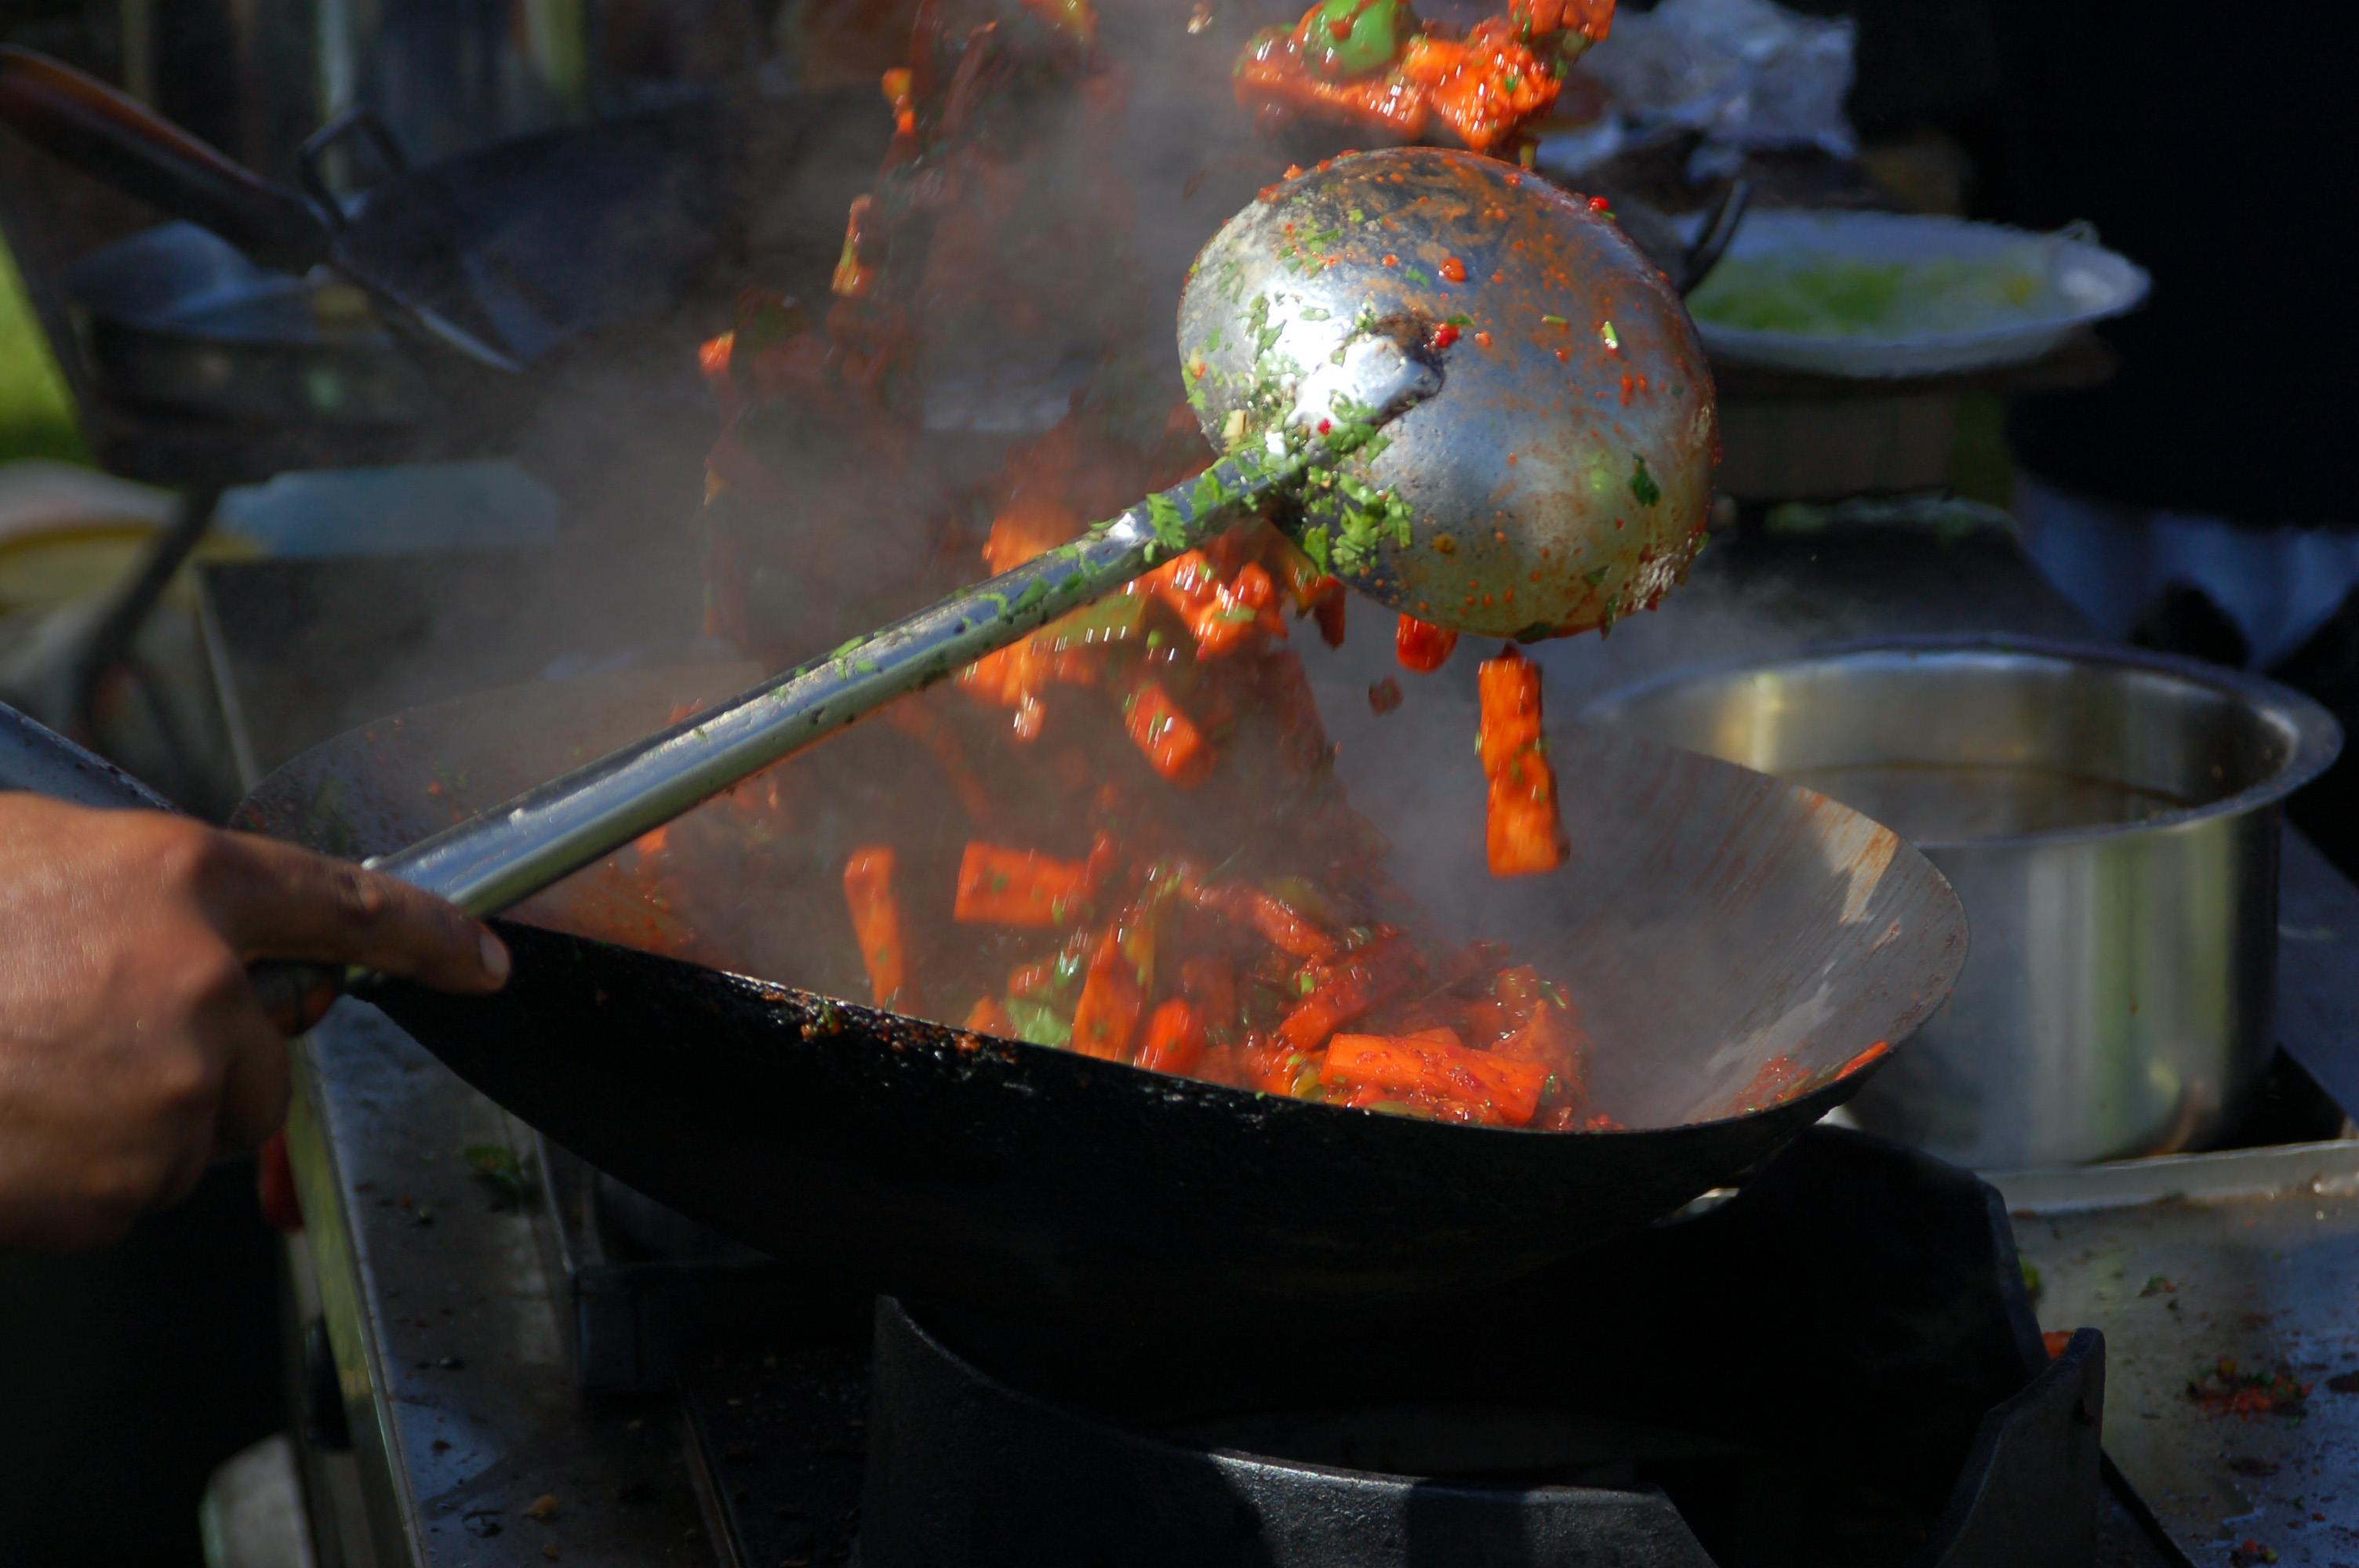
[1305,0,1398,80]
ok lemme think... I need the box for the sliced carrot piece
[1321,1030,1550,1127]
[1070,936,1145,1062]
[1476,643,1544,776]
[1487,748,1568,877]
[954,842,1090,927]
[965,996,1015,1036]
[842,847,911,1011]
[1125,679,1215,787]
[1193,881,1338,960]
[1395,613,1459,673]
[955,640,1052,741]
[1277,935,1420,1053]
[1190,561,1285,659]
[1136,999,1208,1076]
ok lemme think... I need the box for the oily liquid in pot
[1780,761,2201,844]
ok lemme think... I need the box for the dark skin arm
[0,795,509,1249]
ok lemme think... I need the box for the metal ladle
[4,147,1718,1019]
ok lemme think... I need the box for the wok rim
[460,912,1921,1145]
[244,659,1970,1145]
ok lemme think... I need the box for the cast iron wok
[0,47,884,442]
[235,658,1967,1322]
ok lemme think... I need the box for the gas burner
[654,1129,2189,1568]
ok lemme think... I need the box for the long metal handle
[3,332,1434,1024]
[377,335,1441,915]
[0,45,331,274]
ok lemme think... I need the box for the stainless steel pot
[1580,637,2342,1167]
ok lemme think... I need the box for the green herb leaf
[1630,455,1661,507]
[1301,524,1332,573]
[1147,492,1188,553]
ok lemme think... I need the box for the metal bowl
[1581,637,2342,1167]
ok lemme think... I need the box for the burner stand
[856,1129,2108,1568]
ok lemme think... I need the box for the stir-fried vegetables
[670,0,1677,1131]
[1235,0,1616,153]
[806,447,1608,1127]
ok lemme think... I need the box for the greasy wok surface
[239,659,1966,1319]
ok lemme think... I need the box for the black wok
[233,658,1968,1322]
[0,47,883,448]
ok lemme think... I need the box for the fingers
[195,829,510,995]
[213,1004,293,1152]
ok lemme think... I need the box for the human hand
[0,795,507,1248]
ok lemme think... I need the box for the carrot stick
[1190,561,1286,659]
[1070,936,1145,1062]
[953,842,1090,927]
[1487,746,1568,877]
[965,996,1015,1037]
[1135,999,1207,1076]
[842,847,911,1011]
[1478,644,1565,877]
[1395,613,1459,673]
[1124,679,1215,787]
[1193,881,1337,960]
[1321,1030,1550,1127]
[1276,935,1420,1053]
[1476,644,1544,776]
[955,640,1052,742]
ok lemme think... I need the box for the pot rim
[1577,633,2345,852]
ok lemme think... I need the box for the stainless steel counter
[285,1003,719,1568]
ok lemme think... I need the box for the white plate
[1680,209,2150,378]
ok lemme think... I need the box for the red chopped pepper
[1396,613,1459,672]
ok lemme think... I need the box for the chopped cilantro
[1300,524,1332,573]
[1630,455,1661,507]
[1147,493,1188,552]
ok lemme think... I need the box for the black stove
[551,1128,2188,1568]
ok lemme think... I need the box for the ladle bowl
[1180,147,1717,641]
